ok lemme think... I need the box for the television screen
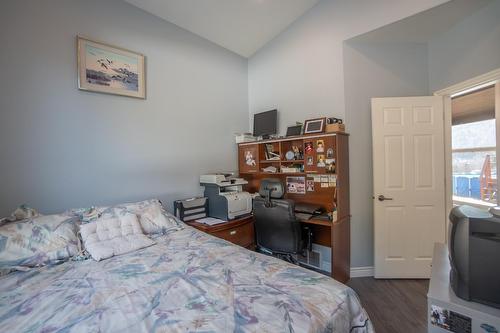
[253,109,277,137]
[449,205,500,308]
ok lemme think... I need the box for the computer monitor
[253,109,277,137]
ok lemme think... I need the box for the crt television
[253,109,277,137]
[449,205,500,308]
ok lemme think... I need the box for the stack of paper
[195,217,227,226]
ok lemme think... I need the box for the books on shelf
[281,166,302,173]
[262,166,278,173]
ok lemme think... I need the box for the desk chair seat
[253,179,303,263]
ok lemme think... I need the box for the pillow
[0,204,41,225]
[114,199,183,234]
[0,213,79,269]
[79,212,155,261]
[70,199,183,234]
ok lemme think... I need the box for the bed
[0,223,373,332]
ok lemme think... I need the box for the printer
[200,173,252,221]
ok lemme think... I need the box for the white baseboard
[350,266,374,278]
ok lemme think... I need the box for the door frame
[434,68,500,241]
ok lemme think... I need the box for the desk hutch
[237,132,350,283]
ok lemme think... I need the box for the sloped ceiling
[347,0,493,44]
[124,0,321,57]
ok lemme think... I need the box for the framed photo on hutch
[303,117,326,134]
[77,36,146,99]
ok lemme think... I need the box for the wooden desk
[298,216,351,284]
[238,133,350,282]
[186,215,255,250]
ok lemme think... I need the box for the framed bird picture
[77,36,146,99]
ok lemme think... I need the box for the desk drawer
[212,221,254,248]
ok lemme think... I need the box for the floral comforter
[0,226,373,332]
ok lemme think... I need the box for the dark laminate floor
[347,278,429,333]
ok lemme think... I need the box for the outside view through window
[452,119,496,205]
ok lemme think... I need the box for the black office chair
[253,178,304,263]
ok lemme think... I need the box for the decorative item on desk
[286,176,306,194]
[326,117,343,124]
[292,145,303,160]
[325,118,345,133]
[306,180,315,192]
[286,124,302,137]
[326,148,334,159]
[316,140,325,153]
[285,150,295,161]
[304,117,326,134]
[264,144,280,160]
[317,154,326,167]
[305,141,313,154]
[245,150,256,166]
[306,156,314,166]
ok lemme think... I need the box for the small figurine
[245,150,256,166]
[292,145,303,160]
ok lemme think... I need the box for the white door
[372,96,446,278]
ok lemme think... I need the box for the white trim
[350,266,374,278]
[452,146,496,153]
[451,81,496,98]
[443,96,452,244]
[453,197,495,209]
[435,68,500,242]
[434,68,500,96]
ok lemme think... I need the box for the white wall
[248,0,448,135]
[428,0,500,92]
[343,42,430,267]
[248,0,446,267]
[0,0,248,216]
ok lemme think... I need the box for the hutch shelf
[237,132,350,283]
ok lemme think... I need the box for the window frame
[450,92,498,208]
[435,68,500,241]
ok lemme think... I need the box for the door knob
[378,195,393,201]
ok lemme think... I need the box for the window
[451,85,497,207]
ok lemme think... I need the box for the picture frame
[286,124,302,137]
[303,117,326,134]
[77,36,146,99]
[264,144,280,160]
